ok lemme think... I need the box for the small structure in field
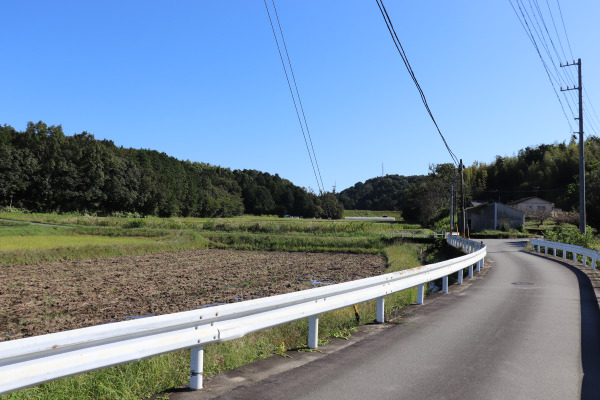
[466,203,525,232]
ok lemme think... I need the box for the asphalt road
[212,239,600,400]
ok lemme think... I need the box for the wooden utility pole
[561,58,586,233]
[459,159,466,237]
[449,184,454,233]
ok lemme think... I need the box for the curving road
[210,239,600,400]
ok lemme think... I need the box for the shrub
[544,225,595,248]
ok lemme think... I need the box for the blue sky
[2,1,599,192]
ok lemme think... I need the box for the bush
[543,225,595,248]
[123,219,146,229]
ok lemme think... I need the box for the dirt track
[0,249,385,341]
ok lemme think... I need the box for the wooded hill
[0,122,343,219]
[337,139,600,229]
[3,121,598,227]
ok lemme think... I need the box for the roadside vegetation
[0,211,460,400]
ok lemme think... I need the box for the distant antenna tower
[332,180,336,194]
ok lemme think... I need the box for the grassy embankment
[342,210,403,219]
[0,211,453,400]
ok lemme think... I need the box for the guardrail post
[544,246,548,254]
[190,345,204,390]
[563,250,567,259]
[593,258,597,270]
[457,269,463,285]
[417,284,425,304]
[476,258,482,272]
[308,315,319,349]
[573,252,577,262]
[583,255,587,266]
[468,264,474,278]
[553,248,556,257]
[376,297,385,323]
[442,276,448,293]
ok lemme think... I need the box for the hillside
[0,122,343,218]
[339,139,600,229]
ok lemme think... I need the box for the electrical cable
[555,0,574,61]
[270,0,326,195]
[375,0,459,166]
[520,0,577,117]
[510,0,600,143]
[529,0,579,107]
[262,0,325,196]
[509,0,575,132]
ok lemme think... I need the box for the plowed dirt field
[0,249,385,341]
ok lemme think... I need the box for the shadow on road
[529,252,600,399]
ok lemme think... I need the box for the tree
[319,193,344,219]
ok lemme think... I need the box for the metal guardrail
[530,238,599,269]
[0,237,486,394]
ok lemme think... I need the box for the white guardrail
[0,236,486,395]
[530,238,599,269]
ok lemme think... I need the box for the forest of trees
[3,121,599,227]
[0,122,343,219]
[337,138,600,229]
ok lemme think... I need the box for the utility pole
[561,58,586,233]
[459,159,466,237]
[450,168,457,234]
[449,184,454,233]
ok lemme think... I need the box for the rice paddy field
[0,210,455,400]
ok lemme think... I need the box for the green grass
[204,232,385,254]
[0,223,209,266]
[0,213,407,264]
[0,235,158,251]
[524,217,558,232]
[343,210,403,220]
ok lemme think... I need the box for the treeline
[338,139,600,228]
[0,122,343,218]
[336,174,426,211]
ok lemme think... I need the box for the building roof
[466,202,525,216]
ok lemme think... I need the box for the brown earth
[0,249,385,341]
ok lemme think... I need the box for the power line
[508,0,575,132]
[584,88,600,125]
[544,0,568,62]
[555,0,574,60]
[262,0,325,195]
[270,0,326,195]
[510,0,600,140]
[522,0,578,114]
[375,0,459,166]
[529,0,580,107]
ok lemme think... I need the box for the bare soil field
[0,249,385,341]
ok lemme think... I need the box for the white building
[508,197,554,217]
